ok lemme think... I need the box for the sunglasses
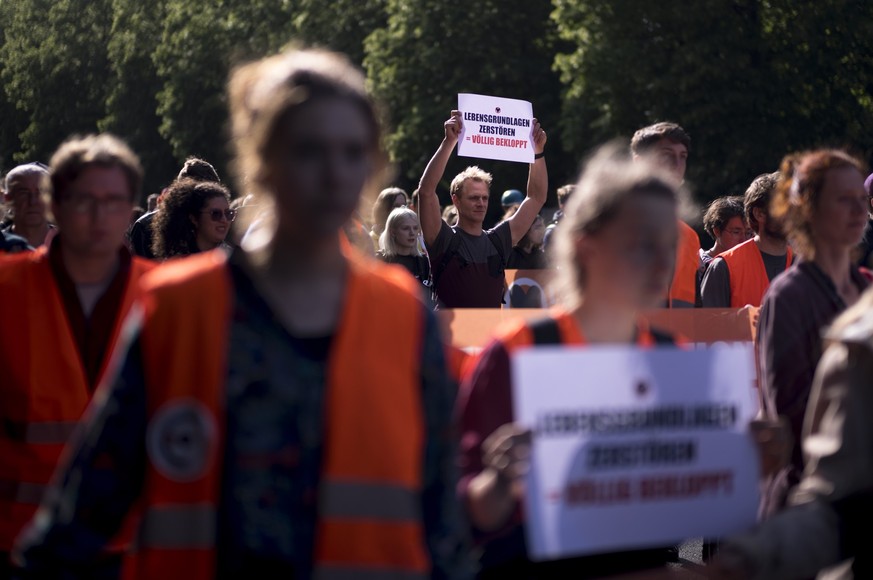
[202,209,237,222]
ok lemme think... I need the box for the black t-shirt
[700,249,792,308]
[129,210,157,259]
[376,252,435,308]
[507,247,548,270]
[427,220,512,308]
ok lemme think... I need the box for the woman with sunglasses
[150,178,234,259]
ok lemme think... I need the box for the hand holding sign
[482,423,532,490]
[445,109,462,144]
[532,118,547,155]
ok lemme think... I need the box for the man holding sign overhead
[418,96,548,308]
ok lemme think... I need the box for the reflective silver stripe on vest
[314,566,427,580]
[25,421,78,443]
[0,480,47,504]
[320,481,420,521]
[1,420,78,444]
[138,504,216,549]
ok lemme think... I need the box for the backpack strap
[432,230,464,289]
[529,317,562,346]
[486,228,507,264]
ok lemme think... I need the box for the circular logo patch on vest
[146,399,216,482]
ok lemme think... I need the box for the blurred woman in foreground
[756,150,870,516]
[457,147,682,578]
[14,48,469,579]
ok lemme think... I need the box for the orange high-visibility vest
[122,249,430,580]
[667,221,701,308]
[718,238,793,308]
[0,247,153,549]
[496,309,665,352]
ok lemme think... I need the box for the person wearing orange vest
[630,122,701,308]
[700,172,793,308]
[13,49,471,580]
[0,134,154,577]
[458,146,685,578]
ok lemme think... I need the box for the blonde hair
[450,166,493,198]
[371,187,408,236]
[379,207,423,257]
[227,47,388,235]
[551,143,682,308]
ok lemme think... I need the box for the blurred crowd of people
[2,46,873,580]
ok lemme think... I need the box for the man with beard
[700,172,793,308]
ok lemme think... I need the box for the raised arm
[419,111,461,246]
[508,119,548,246]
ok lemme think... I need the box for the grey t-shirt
[427,220,513,308]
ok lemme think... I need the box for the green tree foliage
[553,0,873,204]
[101,0,177,198]
[0,2,28,172]
[0,0,871,217]
[291,0,388,65]
[0,0,112,166]
[152,0,298,190]
[365,0,573,219]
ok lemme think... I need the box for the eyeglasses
[63,195,132,215]
[202,209,237,222]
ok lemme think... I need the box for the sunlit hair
[47,134,142,204]
[177,157,221,183]
[703,195,745,238]
[630,122,691,156]
[743,172,779,234]
[371,187,408,236]
[151,178,231,259]
[517,214,545,250]
[450,166,492,199]
[5,163,48,193]
[556,184,575,207]
[227,47,388,237]
[772,149,865,260]
[379,207,423,258]
[551,143,682,308]
[442,205,459,226]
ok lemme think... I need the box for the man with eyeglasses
[0,134,154,577]
[2,163,56,249]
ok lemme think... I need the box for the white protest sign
[457,93,534,164]
[511,343,759,561]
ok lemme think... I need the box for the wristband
[534,152,545,159]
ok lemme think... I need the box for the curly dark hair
[151,178,231,259]
[744,172,780,234]
[703,195,745,238]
